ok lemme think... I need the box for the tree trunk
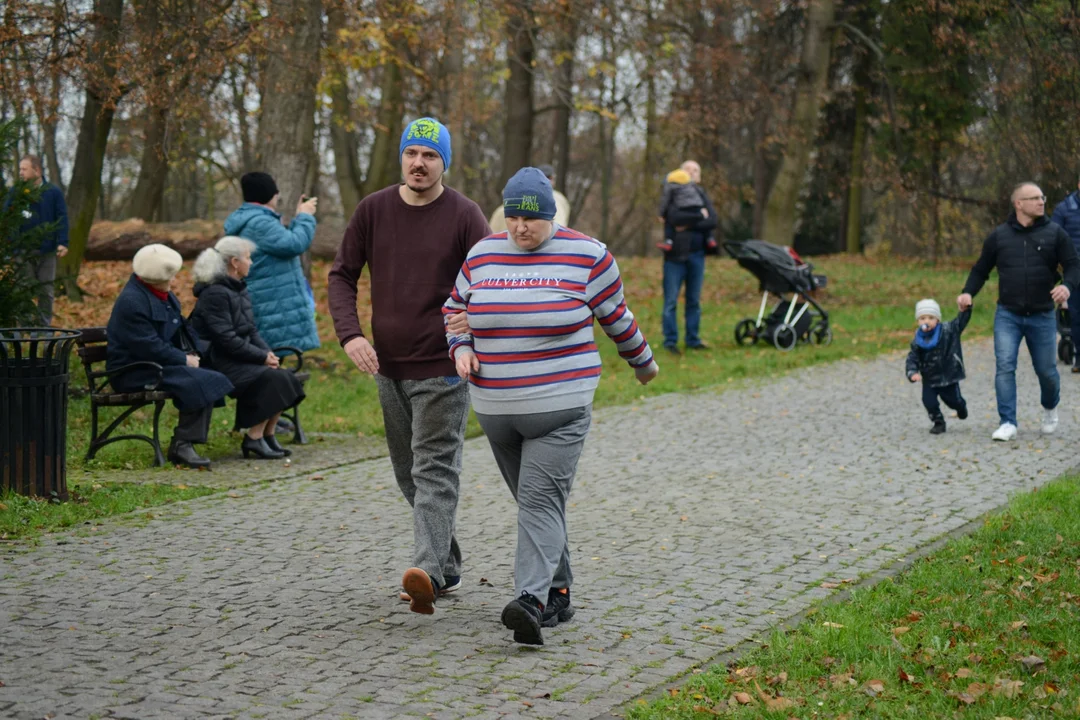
[762,0,836,246]
[231,65,254,172]
[639,44,658,255]
[326,3,363,216]
[60,0,125,299]
[845,89,867,254]
[123,105,170,221]
[256,0,322,221]
[930,141,941,261]
[552,18,575,195]
[42,70,63,189]
[362,60,404,197]
[499,2,535,191]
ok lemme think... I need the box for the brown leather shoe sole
[401,567,436,615]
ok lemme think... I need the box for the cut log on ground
[87,218,346,260]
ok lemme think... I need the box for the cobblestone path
[2,339,1076,720]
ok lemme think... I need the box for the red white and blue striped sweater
[443,226,655,415]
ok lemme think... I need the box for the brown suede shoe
[401,567,436,615]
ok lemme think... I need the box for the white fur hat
[915,298,941,321]
[132,244,182,283]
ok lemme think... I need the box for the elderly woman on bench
[106,244,233,469]
[189,236,306,460]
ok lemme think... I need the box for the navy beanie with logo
[502,167,556,221]
[399,117,452,170]
[241,172,279,204]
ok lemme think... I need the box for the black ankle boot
[241,435,285,459]
[168,439,212,469]
[264,435,291,456]
[930,420,946,434]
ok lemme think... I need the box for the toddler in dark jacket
[906,299,971,434]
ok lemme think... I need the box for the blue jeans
[993,306,1059,426]
[662,251,705,348]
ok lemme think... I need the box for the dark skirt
[234,367,305,429]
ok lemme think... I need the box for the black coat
[665,188,719,260]
[962,213,1080,314]
[190,276,273,394]
[106,275,233,411]
[906,309,970,388]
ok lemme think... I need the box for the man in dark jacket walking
[958,182,1080,441]
[1050,177,1080,370]
[15,155,68,325]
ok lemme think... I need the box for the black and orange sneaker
[542,587,574,627]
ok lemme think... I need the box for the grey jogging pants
[376,375,470,589]
[475,405,592,603]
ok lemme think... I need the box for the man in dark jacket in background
[15,155,68,325]
[658,160,718,354]
[958,181,1080,441]
[1050,176,1080,370]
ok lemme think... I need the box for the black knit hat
[241,171,279,204]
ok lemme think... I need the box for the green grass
[0,480,219,542]
[62,255,998,472]
[627,476,1080,719]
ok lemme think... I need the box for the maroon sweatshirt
[328,184,491,380]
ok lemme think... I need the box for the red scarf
[138,277,170,302]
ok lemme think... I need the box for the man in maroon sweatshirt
[328,117,491,615]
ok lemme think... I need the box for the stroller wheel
[773,323,797,352]
[1059,336,1074,365]
[735,319,758,346]
[810,322,833,346]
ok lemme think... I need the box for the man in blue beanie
[329,116,491,615]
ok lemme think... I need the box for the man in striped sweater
[443,167,659,645]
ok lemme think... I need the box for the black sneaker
[686,342,710,351]
[541,587,575,628]
[930,421,946,434]
[501,592,544,645]
[956,403,968,420]
[664,345,682,356]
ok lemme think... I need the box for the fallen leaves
[863,679,886,697]
[892,626,910,637]
[830,672,856,689]
[1019,655,1045,675]
[754,681,795,710]
[822,621,845,629]
[731,691,754,705]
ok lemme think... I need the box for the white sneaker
[1041,407,1059,435]
[992,423,1018,441]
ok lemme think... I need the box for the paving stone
[1,340,1075,718]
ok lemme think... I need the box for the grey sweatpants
[22,251,57,326]
[476,405,591,603]
[376,375,470,589]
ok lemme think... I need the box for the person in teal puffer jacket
[223,172,321,352]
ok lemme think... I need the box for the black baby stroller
[725,239,831,351]
[1057,306,1073,365]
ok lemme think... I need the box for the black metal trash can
[0,328,81,501]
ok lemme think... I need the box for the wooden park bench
[75,327,309,467]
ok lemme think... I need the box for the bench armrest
[271,346,304,373]
[96,361,166,393]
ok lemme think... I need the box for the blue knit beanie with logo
[502,167,556,221]
[399,117,452,170]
